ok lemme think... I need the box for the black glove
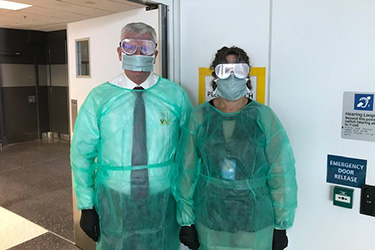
[272,229,288,250]
[80,208,100,242]
[179,225,200,250]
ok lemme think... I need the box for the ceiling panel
[0,0,145,31]
[30,23,67,31]
[62,0,142,12]
[15,7,89,20]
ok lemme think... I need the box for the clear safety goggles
[119,38,157,56]
[214,63,250,79]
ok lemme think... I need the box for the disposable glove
[272,229,288,250]
[80,208,100,242]
[179,225,200,250]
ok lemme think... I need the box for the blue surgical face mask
[215,74,249,101]
[122,53,154,72]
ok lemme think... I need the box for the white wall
[180,0,271,105]
[179,0,375,249]
[66,0,375,249]
[67,8,159,133]
[270,1,375,249]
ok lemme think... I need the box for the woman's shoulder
[247,100,275,114]
[188,102,211,122]
[193,101,211,112]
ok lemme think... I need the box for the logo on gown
[160,111,170,125]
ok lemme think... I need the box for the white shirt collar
[109,72,159,89]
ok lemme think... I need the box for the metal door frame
[0,67,4,147]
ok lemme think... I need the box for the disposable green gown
[71,76,192,250]
[174,100,297,250]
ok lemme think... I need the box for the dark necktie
[131,86,149,199]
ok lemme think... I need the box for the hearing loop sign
[354,94,373,111]
[342,92,375,141]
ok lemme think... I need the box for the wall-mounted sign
[327,154,367,188]
[198,67,266,104]
[342,92,375,141]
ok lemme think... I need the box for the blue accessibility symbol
[354,94,374,111]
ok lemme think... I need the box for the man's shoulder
[157,76,179,86]
[156,76,186,93]
[89,81,116,94]
[96,81,114,89]
[84,82,120,104]
[152,76,192,109]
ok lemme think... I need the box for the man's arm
[71,93,100,210]
[173,109,201,226]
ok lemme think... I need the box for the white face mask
[214,74,249,101]
[122,53,154,72]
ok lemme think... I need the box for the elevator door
[0,61,40,145]
[0,29,64,146]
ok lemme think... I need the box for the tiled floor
[0,139,79,249]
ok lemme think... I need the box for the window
[76,38,90,77]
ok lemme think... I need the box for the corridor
[0,139,79,249]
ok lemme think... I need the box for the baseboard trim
[42,132,70,141]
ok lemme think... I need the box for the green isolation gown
[174,100,297,250]
[71,76,192,250]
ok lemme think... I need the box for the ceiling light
[0,0,32,10]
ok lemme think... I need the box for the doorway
[0,29,70,146]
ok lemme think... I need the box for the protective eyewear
[119,39,157,56]
[214,63,250,79]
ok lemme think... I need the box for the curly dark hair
[210,46,252,91]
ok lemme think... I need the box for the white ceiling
[0,0,147,32]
